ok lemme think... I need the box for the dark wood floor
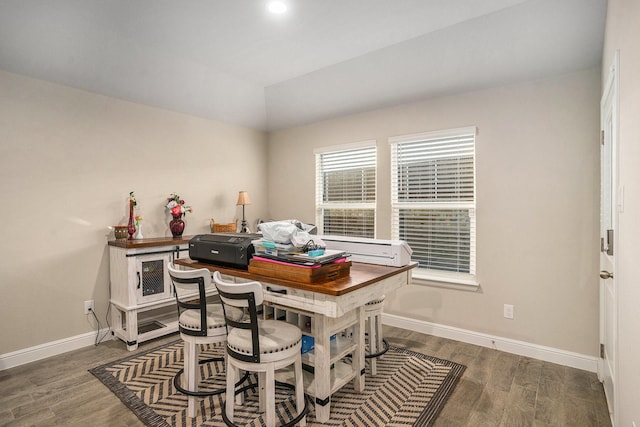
[384,326,611,427]
[0,326,611,426]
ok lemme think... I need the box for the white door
[598,51,618,424]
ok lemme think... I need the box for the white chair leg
[224,352,243,405]
[225,358,236,424]
[375,312,383,363]
[265,366,276,427]
[258,372,266,413]
[234,366,243,405]
[185,341,198,418]
[367,314,377,375]
[295,357,306,427]
[355,307,365,392]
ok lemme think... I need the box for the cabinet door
[135,253,173,304]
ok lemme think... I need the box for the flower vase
[170,215,185,237]
[134,223,143,239]
[127,200,136,239]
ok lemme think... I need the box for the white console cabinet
[108,236,191,350]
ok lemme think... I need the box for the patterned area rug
[90,340,465,427]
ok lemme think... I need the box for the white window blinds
[390,127,476,275]
[315,142,376,238]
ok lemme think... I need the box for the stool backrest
[168,262,215,336]
[212,271,263,363]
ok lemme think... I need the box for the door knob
[600,270,614,279]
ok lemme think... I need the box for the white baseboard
[2,317,598,373]
[0,329,110,371]
[383,313,598,372]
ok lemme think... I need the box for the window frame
[315,140,377,238]
[389,127,478,288]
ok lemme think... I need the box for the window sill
[411,270,480,291]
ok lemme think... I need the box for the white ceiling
[0,0,607,131]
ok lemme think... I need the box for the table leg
[312,314,331,423]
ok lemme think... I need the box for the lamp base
[239,204,249,232]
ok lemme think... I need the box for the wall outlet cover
[504,304,514,319]
[84,300,95,315]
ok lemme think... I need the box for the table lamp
[236,191,251,233]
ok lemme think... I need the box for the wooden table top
[174,258,417,297]
[108,236,193,249]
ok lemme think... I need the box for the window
[390,127,476,282]
[315,141,376,238]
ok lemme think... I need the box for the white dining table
[175,258,416,423]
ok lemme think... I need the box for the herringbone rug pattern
[90,340,465,427]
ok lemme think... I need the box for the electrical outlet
[84,300,94,315]
[504,304,514,319]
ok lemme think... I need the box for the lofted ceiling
[0,0,607,131]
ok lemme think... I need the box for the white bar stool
[213,271,308,427]
[168,263,247,418]
[364,296,388,376]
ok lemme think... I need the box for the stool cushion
[179,304,243,332]
[227,320,302,363]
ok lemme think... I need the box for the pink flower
[171,205,183,218]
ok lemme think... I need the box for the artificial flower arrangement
[129,191,137,207]
[166,193,192,218]
[135,215,142,227]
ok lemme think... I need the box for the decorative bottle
[127,200,136,239]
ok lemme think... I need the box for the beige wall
[602,0,640,425]
[0,63,606,374]
[268,68,601,356]
[0,70,267,354]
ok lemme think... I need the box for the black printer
[189,233,261,269]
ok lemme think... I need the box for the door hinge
[600,343,605,358]
[601,129,605,145]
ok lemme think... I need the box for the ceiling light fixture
[266,1,287,14]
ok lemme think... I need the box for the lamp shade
[236,191,251,206]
